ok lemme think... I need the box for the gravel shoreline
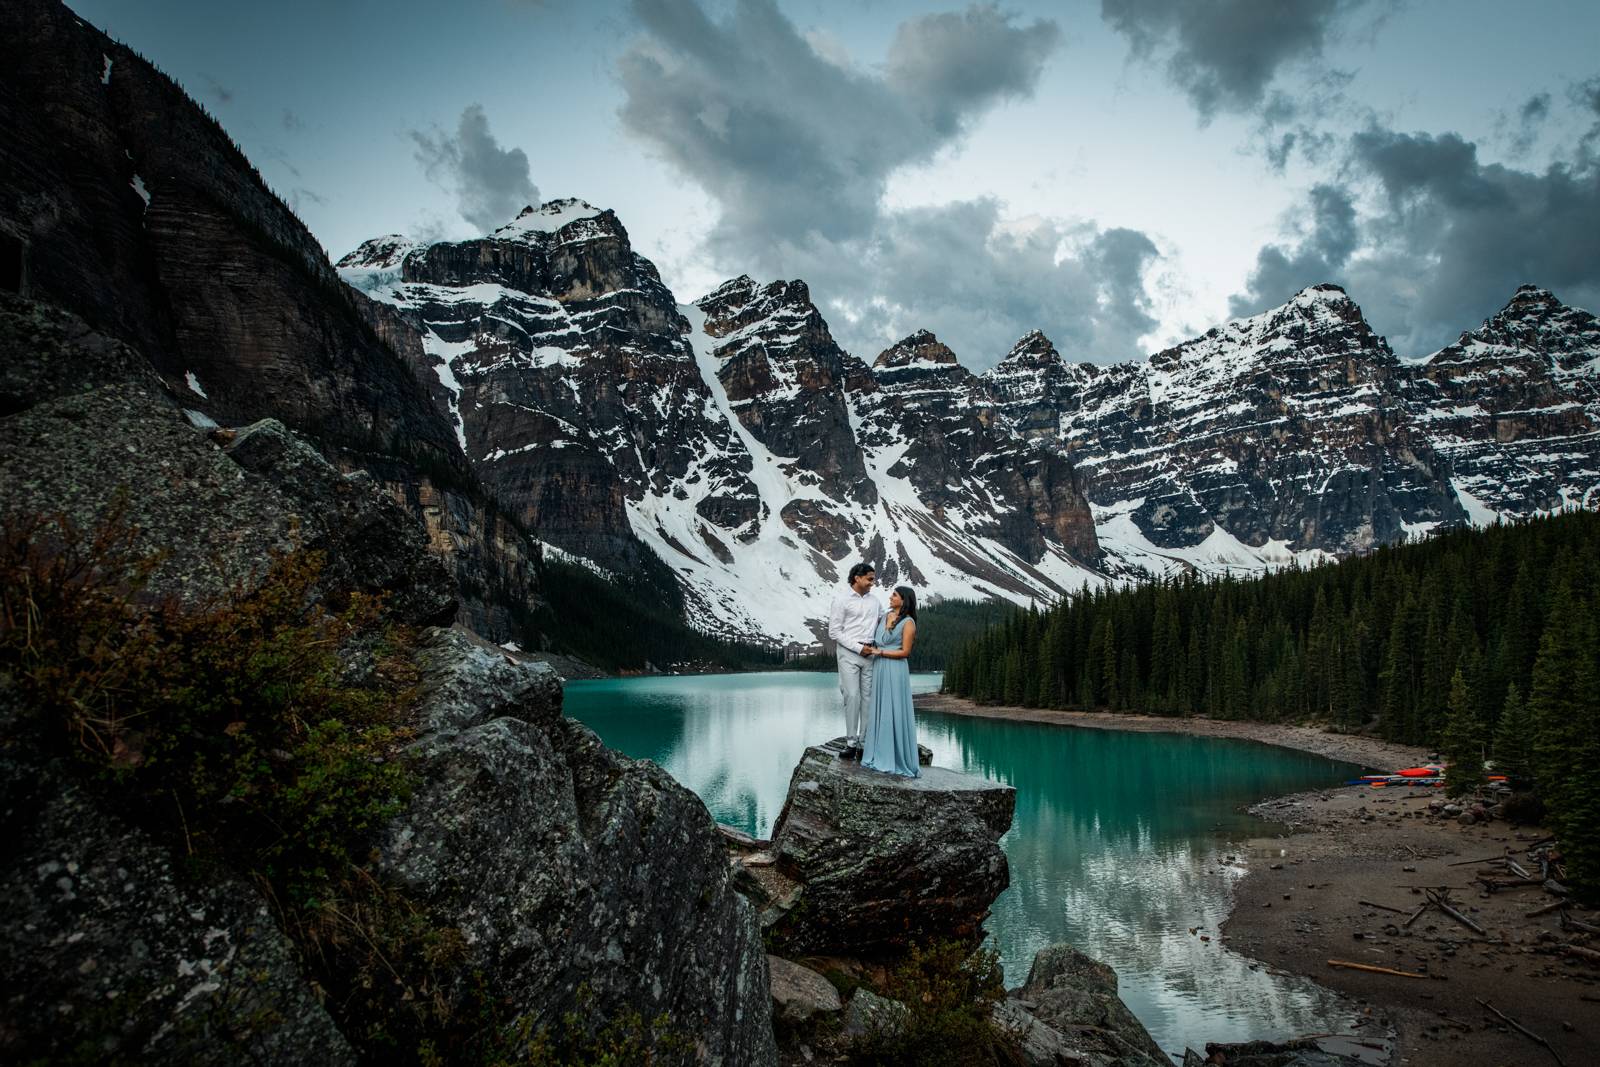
[915,693,1598,1064]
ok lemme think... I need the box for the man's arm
[826,595,847,646]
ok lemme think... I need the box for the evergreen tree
[1442,666,1485,797]
[1492,682,1532,787]
[1100,619,1120,709]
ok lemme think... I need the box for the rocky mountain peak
[998,329,1061,368]
[1148,282,1392,390]
[696,275,818,340]
[874,329,961,370]
[490,198,609,242]
[1510,282,1558,307]
[335,235,415,271]
[1429,285,1600,372]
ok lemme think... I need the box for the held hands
[861,643,877,657]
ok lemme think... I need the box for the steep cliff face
[340,203,754,580]
[0,0,540,639]
[984,330,1091,444]
[1403,285,1600,518]
[854,330,1100,590]
[696,275,875,510]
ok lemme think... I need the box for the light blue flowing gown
[861,615,919,777]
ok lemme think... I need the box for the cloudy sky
[73,0,1600,369]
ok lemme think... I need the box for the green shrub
[848,940,1019,1067]
[484,983,694,1067]
[0,509,473,1057]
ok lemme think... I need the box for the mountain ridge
[338,199,1600,642]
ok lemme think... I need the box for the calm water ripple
[565,671,1370,1059]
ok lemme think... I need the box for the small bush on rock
[0,509,478,1058]
[849,940,1020,1067]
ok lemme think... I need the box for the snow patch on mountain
[493,198,603,240]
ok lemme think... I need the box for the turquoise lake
[565,671,1370,1060]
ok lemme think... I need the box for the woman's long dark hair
[893,585,917,625]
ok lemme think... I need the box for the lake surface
[565,671,1371,1060]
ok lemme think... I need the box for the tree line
[942,509,1600,901]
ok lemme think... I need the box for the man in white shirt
[828,562,881,759]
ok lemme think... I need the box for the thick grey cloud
[1101,0,1364,121]
[1229,116,1600,356]
[1229,184,1358,317]
[885,7,1061,138]
[747,200,1162,368]
[618,0,1059,247]
[410,104,539,235]
[619,1,1159,366]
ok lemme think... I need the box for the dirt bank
[915,693,1599,1064]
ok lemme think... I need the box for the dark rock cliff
[386,629,776,1063]
[0,294,776,1063]
[0,0,541,639]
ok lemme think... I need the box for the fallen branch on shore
[1358,899,1409,914]
[1433,892,1488,936]
[1560,911,1600,934]
[1476,999,1567,1066]
[1326,958,1434,979]
[1400,887,1489,935]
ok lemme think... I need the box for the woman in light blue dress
[862,585,919,777]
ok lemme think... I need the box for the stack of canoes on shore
[1343,765,1510,788]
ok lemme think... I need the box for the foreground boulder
[381,628,778,1064]
[1014,945,1170,1066]
[766,955,842,1025]
[760,738,1014,955]
[0,734,355,1065]
[991,998,1085,1067]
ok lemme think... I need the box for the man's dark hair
[847,562,876,583]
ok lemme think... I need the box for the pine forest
[942,510,1600,900]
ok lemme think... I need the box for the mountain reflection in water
[565,671,1369,1058]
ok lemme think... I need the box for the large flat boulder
[763,738,1014,955]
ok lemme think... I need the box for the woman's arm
[888,619,916,659]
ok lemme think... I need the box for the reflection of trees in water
[570,674,938,837]
[921,713,1359,1052]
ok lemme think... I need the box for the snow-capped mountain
[985,283,1600,577]
[340,200,1600,642]
[1402,285,1600,521]
[340,204,1103,643]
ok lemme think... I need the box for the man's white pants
[837,646,874,742]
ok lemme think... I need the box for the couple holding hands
[826,562,920,778]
